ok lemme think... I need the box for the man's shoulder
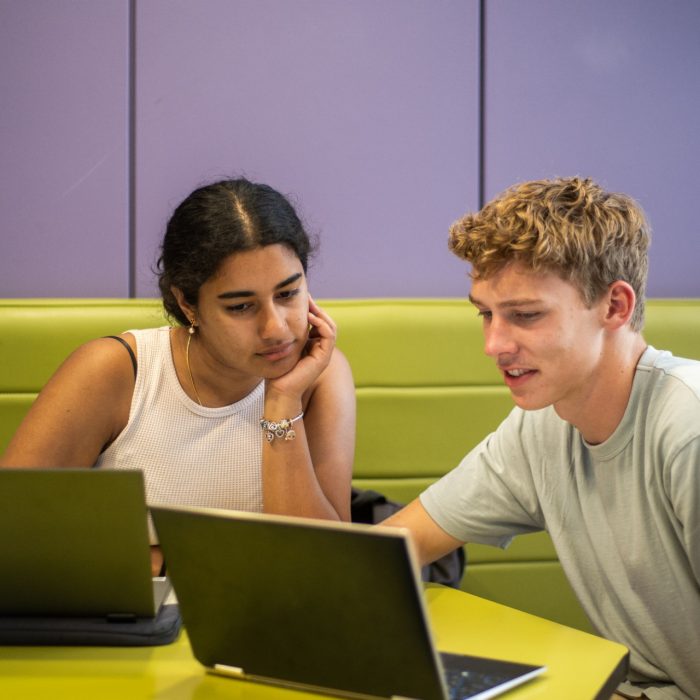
[639,347,700,402]
[634,348,700,451]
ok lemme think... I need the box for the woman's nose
[259,305,286,339]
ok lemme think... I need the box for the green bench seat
[2,297,699,633]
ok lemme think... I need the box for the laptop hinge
[212,664,245,678]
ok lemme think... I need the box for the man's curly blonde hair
[449,177,650,331]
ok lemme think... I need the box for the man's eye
[477,310,492,320]
[513,312,540,322]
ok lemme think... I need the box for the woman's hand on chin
[266,297,337,401]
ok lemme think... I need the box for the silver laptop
[0,468,169,619]
[151,505,545,700]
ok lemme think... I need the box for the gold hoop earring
[185,319,202,405]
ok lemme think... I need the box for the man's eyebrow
[217,272,303,300]
[468,294,541,308]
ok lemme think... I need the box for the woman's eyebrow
[217,272,303,300]
[275,272,303,289]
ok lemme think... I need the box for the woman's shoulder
[321,347,354,387]
[303,347,354,411]
[49,329,176,399]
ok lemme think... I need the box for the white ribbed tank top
[96,327,264,539]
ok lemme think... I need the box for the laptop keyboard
[445,666,511,700]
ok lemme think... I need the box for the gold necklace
[185,330,203,406]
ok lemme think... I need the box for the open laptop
[0,468,170,619]
[151,505,546,700]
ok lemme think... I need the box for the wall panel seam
[128,0,137,298]
[478,0,486,209]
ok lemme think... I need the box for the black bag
[351,487,466,589]
[0,605,182,646]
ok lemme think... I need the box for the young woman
[1,178,356,572]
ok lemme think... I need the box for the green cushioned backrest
[0,299,169,392]
[353,387,511,479]
[1,298,699,480]
[0,299,170,451]
[3,297,695,629]
[321,300,512,483]
[329,298,700,499]
[321,299,501,386]
[643,300,700,360]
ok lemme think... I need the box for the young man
[384,177,700,700]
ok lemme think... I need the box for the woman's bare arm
[260,299,355,521]
[0,336,135,468]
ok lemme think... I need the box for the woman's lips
[258,342,295,362]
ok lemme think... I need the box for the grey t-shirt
[421,347,700,700]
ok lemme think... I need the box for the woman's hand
[265,296,337,402]
[150,545,164,577]
[260,295,355,522]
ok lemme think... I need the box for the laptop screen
[152,505,545,700]
[0,468,158,618]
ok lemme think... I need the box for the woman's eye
[228,302,253,313]
[278,288,300,301]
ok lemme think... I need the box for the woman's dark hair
[157,178,314,325]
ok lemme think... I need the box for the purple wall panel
[1,1,697,299]
[484,0,700,297]
[134,0,479,298]
[0,0,129,297]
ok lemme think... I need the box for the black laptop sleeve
[0,603,182,646]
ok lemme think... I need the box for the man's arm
[382,498,465,567]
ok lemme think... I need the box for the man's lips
[500,366,537,387]
[503,368,533,377]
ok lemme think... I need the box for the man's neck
[556,334,648,445]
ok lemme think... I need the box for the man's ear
[603,280,636,329]
[171,286,196,323]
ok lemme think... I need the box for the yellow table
[0,586,627,700]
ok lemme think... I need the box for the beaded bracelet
[260,411,304,443]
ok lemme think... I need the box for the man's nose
[483,318,517,358]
